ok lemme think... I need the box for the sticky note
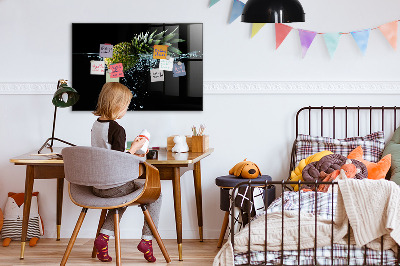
[150,69,164,82]
[173,63,186,77]
[100,44,113,58]
[159,58,174,71]
[106,70,119,82]
[153,45,168,59]
[90,61,105,75]
[109,63,124,78]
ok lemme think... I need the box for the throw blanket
[214,179,400,266]
[213,211,343,266]
[335,178,399,251]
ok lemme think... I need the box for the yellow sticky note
[153,45,168,59]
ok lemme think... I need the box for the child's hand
[128,137,147,155]
[134,148,149,157]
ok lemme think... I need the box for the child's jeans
[92,180,162,240]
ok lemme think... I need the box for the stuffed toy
[229,159,261,179]
[348,146,391,180]
[172,135,189,153]
[1,192,44,247]
[289,150,333,191]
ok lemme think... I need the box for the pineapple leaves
[169,39,185,44]
[168,46,182,55]
[108,27,186,71]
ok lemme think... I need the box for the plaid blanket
[235,244,397,265]
[234,191,397,265]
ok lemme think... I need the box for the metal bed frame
[230,106,400,266]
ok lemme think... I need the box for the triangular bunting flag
[351,29,370,55]
[229,0,245,24]
[275,23,293,49]
[251,23,266,38]
[378,21,398,50]
[298,29,317,58]
[209,0,220,7]
[323,33,341,58]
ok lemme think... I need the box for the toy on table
[172,135,189,153]
[1,192,44,247]
[229,159,261,179]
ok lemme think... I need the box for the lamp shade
[52,84,79,108]
[241,0,305,23]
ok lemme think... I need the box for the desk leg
[172,167,183,261]
[56,178,64,241]
[20,165,35,259]
[193,161,203,242]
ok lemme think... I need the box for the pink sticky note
[109,63,124,78]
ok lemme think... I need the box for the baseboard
[1,81,400,95]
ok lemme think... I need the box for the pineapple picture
[104,27,185,71]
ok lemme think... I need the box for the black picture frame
[72,23,203,111]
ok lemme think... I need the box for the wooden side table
[215,175,275,248]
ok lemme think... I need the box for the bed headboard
[290,106,400,179]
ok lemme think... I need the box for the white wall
[1,0,400,240]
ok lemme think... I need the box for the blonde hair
[93,82,133,120]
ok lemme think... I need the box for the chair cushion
[69,180,145,208]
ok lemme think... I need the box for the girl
[91,82,161,263]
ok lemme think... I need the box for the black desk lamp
[241,0,305,23]
[38,79,79,154]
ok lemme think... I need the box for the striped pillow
[294,131,385,166]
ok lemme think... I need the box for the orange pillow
[347,146,391,180]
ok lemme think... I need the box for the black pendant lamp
[242,0,305,23]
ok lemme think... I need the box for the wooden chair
[60,146,171,265]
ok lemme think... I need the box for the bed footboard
[230,180,400,266]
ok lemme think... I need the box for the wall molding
[203,81,400,94]
[0,83,55,94]
[1,81,400,95]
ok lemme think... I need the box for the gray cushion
[382,126,400,184]
[69,180,145,208]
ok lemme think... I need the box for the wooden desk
[10,147,213,261]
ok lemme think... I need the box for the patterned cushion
[295,131,385,166]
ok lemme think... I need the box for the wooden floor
[0,239,221,265]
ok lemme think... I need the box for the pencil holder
[191,135,209,153]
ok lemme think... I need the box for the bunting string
[285,20,400,35]
[209,0,399,58]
